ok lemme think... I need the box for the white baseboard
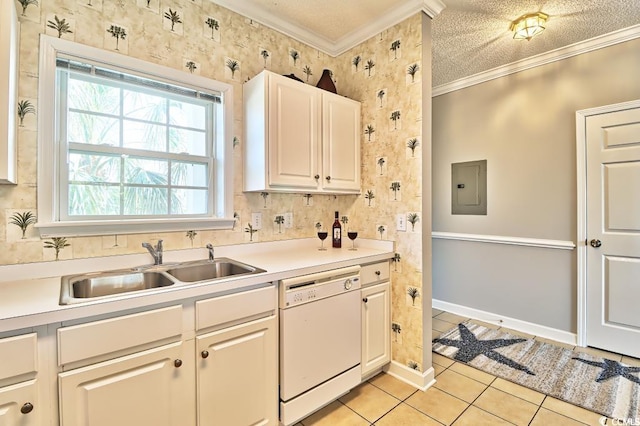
[432,299,577,346]
[384,361,436,391]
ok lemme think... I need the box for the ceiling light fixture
[510,12,549,41]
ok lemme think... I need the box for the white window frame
[36,35,234,237]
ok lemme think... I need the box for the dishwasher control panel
[279,266,362,308]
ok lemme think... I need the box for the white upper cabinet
[243,70,361,194]
[0,0,19,184]
[322,93,361,192]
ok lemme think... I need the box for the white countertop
[0,238,393,333]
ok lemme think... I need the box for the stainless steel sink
[59,258,265,305]
[165,258,265,283]
[60,271,175,304]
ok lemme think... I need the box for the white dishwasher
[279,265,361,426]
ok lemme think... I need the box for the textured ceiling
[214,0,640,87]
[432,0,640,87]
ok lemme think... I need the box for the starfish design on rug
[433,323,535,375]
[572,357,640,385]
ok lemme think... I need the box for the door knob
[174,359,183,368]
[21,402,34,414]
[325,176,331,181]
[363,297,368,303]
[201,350,209,359]
[314,174,320,180]
[590,239,602,248]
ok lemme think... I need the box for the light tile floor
[298,308,640,426]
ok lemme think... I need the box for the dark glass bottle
[332,211,342,248]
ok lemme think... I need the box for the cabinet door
[322,93,361,192]
[197,315,277,426]
[361,282,391,377]
[268,74,320,189]
[0,380,39,426]
[59,341,193,426]
[0,0,18,184]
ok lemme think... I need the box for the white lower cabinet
[361,275,391,378]
[0,380,39,425]
[58,341,192,426]
[0,332,40,425]
[196,315,277,426]
[56,285,278,426]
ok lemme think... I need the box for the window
[37,36,234,237]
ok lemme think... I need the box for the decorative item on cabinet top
[316,69,337,94]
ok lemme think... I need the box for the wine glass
[347,231,358,250]
[317,231,328,250]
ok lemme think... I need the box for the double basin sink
[60,258,265,305]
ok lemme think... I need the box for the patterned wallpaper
[335,13,425,370]
[9,0,428,369]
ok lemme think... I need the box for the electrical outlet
[396,213,407,232]
[284,212,293,229]
[251,212,262,230]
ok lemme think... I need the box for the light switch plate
[396,214,407,231]
[251,212,262,230]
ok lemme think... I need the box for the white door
[196,316,277,426]
[584,103,640,358]
[322,93,361,192]
[361,282,390,377]
[58,342,193,426]
[0,380,38,426]
[268,74,320,189]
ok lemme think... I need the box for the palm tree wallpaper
[337,13,426,369]
[12,1,427,372]
[106,25,127,51]
[364,59,376,77]
[205,17,220,41]
[18,0,38,16]
[390,39,401,60]
[352,55,361,72]
[17,100,35,126]
[164,8,182,32]
[46,15,73,38]
[364,124,375,142]
[289,49,300,66]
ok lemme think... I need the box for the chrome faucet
[142,240,163,265]
[206,243,214,261]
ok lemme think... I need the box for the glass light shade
[511,12,549,41]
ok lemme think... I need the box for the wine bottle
[332,211,342,248]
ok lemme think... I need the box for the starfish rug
[432,321,640,420]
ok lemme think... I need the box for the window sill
[36,218,236,238]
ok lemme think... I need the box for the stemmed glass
[317,230,328,251]
[347,230,358,250]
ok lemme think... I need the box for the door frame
[575,98,640,348]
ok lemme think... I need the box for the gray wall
[432,37,640,333]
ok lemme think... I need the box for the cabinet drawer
[196,285,276,331]
[361,262,390,286]
[0,333,37,383]
[58,305,183,366]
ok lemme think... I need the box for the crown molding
[432,24,640,97]
[210,0,446,57]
